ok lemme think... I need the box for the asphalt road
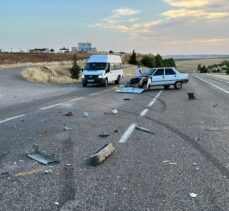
[0,71,229,211]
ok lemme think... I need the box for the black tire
[174,81,182,89]
[143,83,150,91]
[115,76,121,84]
[104,78,108,87]
[82,82,87,87]
[164,85,170,89]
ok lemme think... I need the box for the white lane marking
[119,123,137,143]
[205,76,229,84]
[89,92,98,96]
[193,75,229,94]
[0,114,25,124]
[148,90,163,107]
[69,96,85,102]
[140,109,149,117]
[40,103,62,111]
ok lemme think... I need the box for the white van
[81,55,123,87]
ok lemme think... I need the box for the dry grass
[176,58,229,73]
[22,61,83,85]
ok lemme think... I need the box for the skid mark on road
[60,137,76,207]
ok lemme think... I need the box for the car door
[164,68,177,85]
[151,68,165,86]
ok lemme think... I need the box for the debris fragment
[112,109,118,114]
[162,160,170,163]
[187,93,195,100]
[89,143,115,166]
[193,163,197,166]
[44,169,53,174]
[0,172,10,178]
[98,134,110,138]
[63,126,72,131]
[195,167,200,171]
[54,202,59,205]
[135,126,155,135]
[83,112,89,117]
[213,104,218,107]
[194,137,201,141]
[27,145,60,165]
[189,193,198,198]
[123,98,131,101]
[113,130,119,134]
[117,87,144,94]
[65,112,74,117]
[66,163,71,166]
[169,162,177,165]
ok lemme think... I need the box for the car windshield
[84,63,107,71]
[144,68,156,76]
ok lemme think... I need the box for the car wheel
[174,81,182,89]
[143,83,150,91]
[115,75,121,84]
[164,85,170,89]
[104,78,108,87]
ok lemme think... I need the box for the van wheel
[174,81,182,89]
[104,78,108,87]
[164,85,170,89]
[82,82,87,87]
[115,76,121,84]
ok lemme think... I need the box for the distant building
[71,47,78,52]
[78,42,97,53]
[30,48,49,53]
[59,47,69,53]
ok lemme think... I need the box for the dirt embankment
[0,52,89,66]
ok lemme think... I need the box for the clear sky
[0,0,229,55]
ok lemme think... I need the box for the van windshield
[84,63,107,71]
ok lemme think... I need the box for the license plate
[88,80,94,82]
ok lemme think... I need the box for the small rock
[113,130,119,133]
[213,104,217,107]
[44,169,53,174]
[65,112,74,117]
[195,137,201,141]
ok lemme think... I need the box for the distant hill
[164,55,229,61]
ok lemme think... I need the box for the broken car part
[116,87,144,94]
[89,143,115,166]
[187,93,195,100]
[135,126,155,135]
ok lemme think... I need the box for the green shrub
[129,50,138,65]
[70,54,81,79]
[141,55,155,68]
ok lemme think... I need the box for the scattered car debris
[194,137,201,141]
[66,163,71,166]
[113,130,119,134]
[54,202,59,205]
[189,193,198,198]
[213,104,218,107]
[65,112,74,117]
[98,134,110,138]
[117,87,144,94]
[123,98,131,101]
[83,112,89,117]
[44,169,53,174]
[63,126,72,131]
[187,93,195,100]
[193,163,197,166]
[169,162,177,165]
[89,143,115,166]
[0,172,10,179]
[162,160,170,163]
[112,109,118,114]
[135,126,155,135]
[27,145,60,165]
[195,167,200,171]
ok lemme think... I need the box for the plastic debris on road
[112,109,118,114]
[83,112,89,117]
[27,145,60,165]
[189,193,198,198]
[123,98,131,101]
[187,93,195,100]
[98,134,110,138]
[65,111,74,117]
[135,126,155,135]
[0,172,10,179]
[63,126,72,131]
[116,87,144,94]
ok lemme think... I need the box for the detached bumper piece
[89,143,115,166]
[117,87,144,94]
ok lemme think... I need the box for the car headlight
[98,75,103,78]
[81,75,84,79]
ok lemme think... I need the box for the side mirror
[81,68,84,72]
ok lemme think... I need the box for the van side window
[110,63,115,70]
[165,68,176,75]
[154,69,164,76]
[115,63,121,70]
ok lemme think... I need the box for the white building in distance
[77,43,97,53]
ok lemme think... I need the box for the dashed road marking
[0,114,25,124]
[119,123,137,143]
[140,109,149,117]
[40,103,62,111]
[69,96,85,102]
[193,75,229,94]
[148,90,163,107]
[89,92,98,96]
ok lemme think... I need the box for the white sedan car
[144,67,189,90]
